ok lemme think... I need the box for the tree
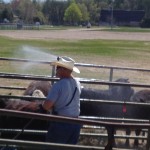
[11,0,46,24]
[86,0,100,25]
[0,2,13,23]
[76,0,100,25]
[42,0,68,25]
[1,7,13,22]
[0,2,4,22]
[1,0,149,26]
[141,0,150,18]
[11,0,34,23]
[32,0,47,24]
[77,2,89,23]
[64,1,82,25]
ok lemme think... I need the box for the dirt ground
[0,28,150,41]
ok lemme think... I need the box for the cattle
[0,88,47,139]
[80,78,135,149]
[32,89,46,98]
[2,78,149,149]
[23,80,52,97]
[80,78,134,116]
[17,78,135,149]
[0,93,48,142]
[129,89,150,147]
[22,78,134,119]
[23,78,134,101]
[130,89,150,103]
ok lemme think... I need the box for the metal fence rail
[0,128,147,140]
[1,94,150,108]
[0,24,39,30]
[0,108,149,149]
[1,57,150,72]
[0,109,150,131]
[0,57,150,82]
[0,72,150,88]
[0,138,104,150]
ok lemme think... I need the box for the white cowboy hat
[51,56,80,73]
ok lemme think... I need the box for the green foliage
[1,0,150,26]
[42,0,67,25]
[77,3,89,22]
[64,2,82,25]
[1,7,13,22]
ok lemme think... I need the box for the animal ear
[125,78,129,82]
[140,98,145,103]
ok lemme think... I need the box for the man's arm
[42,100,54,111]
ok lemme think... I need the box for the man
[42,56,82,144]
[26,56,82,145]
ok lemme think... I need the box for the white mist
[12,45,57,74]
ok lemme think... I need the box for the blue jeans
[46,121,82,144]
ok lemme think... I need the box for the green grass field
[1,36,150,59]
[101,26,150,32]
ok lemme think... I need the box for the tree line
[0,0,150,26]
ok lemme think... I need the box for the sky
[3,0,10,3]
[3,0,66,3]
[3,0,46,3]
[3,0,67,4]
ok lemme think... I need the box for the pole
[111,0,114,30]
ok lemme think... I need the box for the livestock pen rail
[0,73,150,149]
[1,109,150,150]
[1,57,150,82]
[0,57,150,150]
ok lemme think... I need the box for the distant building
[99,9,145,26]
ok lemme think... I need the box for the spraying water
[21,46,57,62]
[12,45,57,74]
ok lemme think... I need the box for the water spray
[11,45,57,74]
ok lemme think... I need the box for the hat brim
[73,66,80,74]
[51,61,80,73]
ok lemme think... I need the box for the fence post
[109,68,113,82]
[51,66,56,85]
[109,68,113,89]
[146,127,150,150]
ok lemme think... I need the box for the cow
[80,78,135,149]
[0,92,48,142]
[23,80,52,97]
[23,78,134,101]
[0,87,48,137]
[0,78,135,149]
[22,78,135,149]
[129,89,150,147]
[80,78,134,116]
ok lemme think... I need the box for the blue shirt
[47,78,81,117]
